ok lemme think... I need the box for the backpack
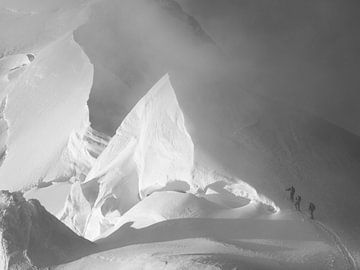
[309,203,315,210]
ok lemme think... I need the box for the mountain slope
[0,190,95,269]
[0,0,359,268]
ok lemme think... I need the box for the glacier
[0,0,359,269]
[0,35,94,191]
[60,74,278,240]
[85,73,194,196]
[45,118,110,183]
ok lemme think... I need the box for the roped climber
[295,195,301,211]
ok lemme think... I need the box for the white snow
[45,118,110,182]
[57,191,345,270]
[64,74,196,238]
[85,74,194,197]
[59,74,278,241]
[59,181,93,236]
[24,181,71,216]
[0,35,93,190]
[0,1,358,269]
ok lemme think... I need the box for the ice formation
[66,74,195,238]
[1,1,359,268]
[86,74,194,196]
[46,118,110,182]
[0,190,95,269]
[0,35,94,190]
[59,74,278,240]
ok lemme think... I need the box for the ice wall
[0,35,94,190]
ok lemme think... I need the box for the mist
[60,0,360,139]
[1,1,360,268]
[179,0,360,136]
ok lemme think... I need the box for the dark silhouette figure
[295,195,301,211]
[285,186,295,202]
[308,202,316,219]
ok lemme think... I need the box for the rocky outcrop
[0,190,95,269]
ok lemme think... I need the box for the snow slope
[24,182,72,216]
[67,0,360,260]
[0,190,95,269]
[0,0,359,269]
[57,190,346,270]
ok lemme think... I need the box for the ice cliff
[0,35,94,190]
[86,74,194,196]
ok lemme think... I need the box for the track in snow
[313,220,358,270]
[290,197,357,270]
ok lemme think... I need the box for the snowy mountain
[0,190,95,269]
[60,74,278,241]
[0,0,359,269]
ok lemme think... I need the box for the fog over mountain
[0,0,359,269]
[178,0,360,136]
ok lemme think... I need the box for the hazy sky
[77,0,360,136]
[3,0,358,136]
[178,0,360,135]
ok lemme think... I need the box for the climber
[285,186,295,202]
[295,195,301,211]
[308,202,316,219]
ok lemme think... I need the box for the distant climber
[308,202,316,219]
[27,53,35,62]
[286,186,295,202]
[295,195,301,211]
